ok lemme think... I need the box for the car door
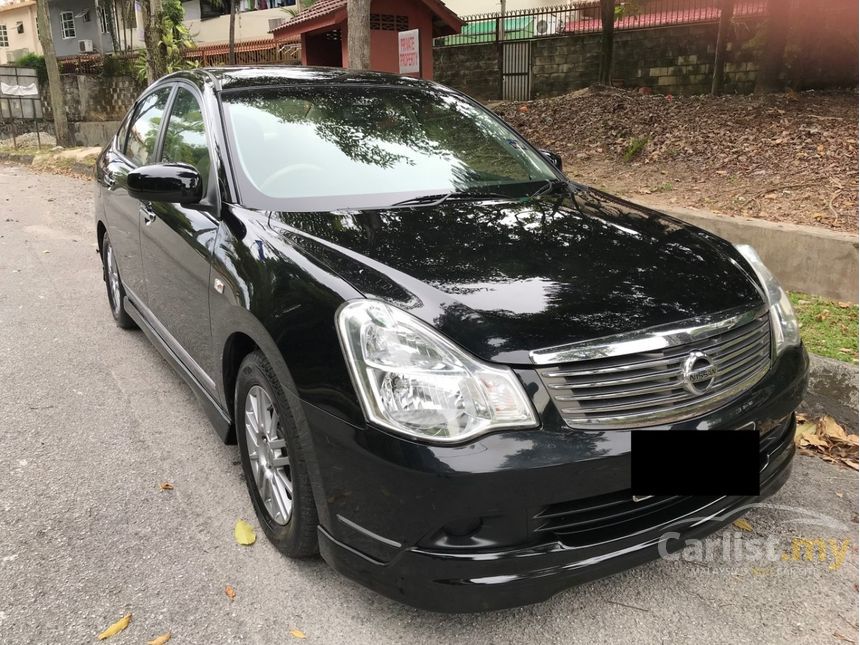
[139,83,221,396]
[102,86,174,302]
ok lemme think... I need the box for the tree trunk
[755,0,790,93]
[598,0,614,85]
[228,0,236,65]
[347,0,371,70]
[140,0,166,83]
[35,0,73,147]
[711,0,734,95]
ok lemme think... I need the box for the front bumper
[303,345,807,612]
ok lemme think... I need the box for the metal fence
[0,66,48,149]
[435,0,768,46]
[57,38,301,75]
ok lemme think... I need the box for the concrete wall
[183,6,285,45]
[0,1,41,64]
[40,73,143,122]
[434,41,501,100]
[435,21,766,100]
[659,203,859,303]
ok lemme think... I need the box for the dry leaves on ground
[495,87,858,232]
[225,585,237,601]
[159,481,174,491]
[290,629,307,639]
[147,633,172,645]
[97,613,132,640]
[732,518,753,532]
[794,415,859,470]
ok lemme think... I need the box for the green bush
[102,54,135,78]
[15,52,47,84]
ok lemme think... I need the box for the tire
[235,350,319,557]
[101,233,136,329]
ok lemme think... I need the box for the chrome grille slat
[546,366,681,389]
[538,308,772,429]
[555,379,684,401]
[543,319,769,379]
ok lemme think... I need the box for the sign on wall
[398,29,420,75]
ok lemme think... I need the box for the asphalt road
[0,164,857,645]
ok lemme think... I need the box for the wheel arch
[217,312,333,528]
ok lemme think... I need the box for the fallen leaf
[843,460,859,471]
[234,519,256,546]
[225,585,236,601]
[815,310,830,322]
[837,301,852,308]
[794,419,819,446]
[819,416,847,441]
[836,492,844,498]
[147,633,171,645]
[290,629,307,639]
[159,482,174,491]
[733,518,753,532]
[98,614,132,640]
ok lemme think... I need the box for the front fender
[209,208,367,525]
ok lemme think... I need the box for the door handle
[139,202,157,225]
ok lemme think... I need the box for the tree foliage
[134,0,197,82]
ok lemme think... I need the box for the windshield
[221,85,559,210]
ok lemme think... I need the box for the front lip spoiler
[317,417,796,613]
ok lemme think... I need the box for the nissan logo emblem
[681,351,717,395]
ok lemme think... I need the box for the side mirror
[540,149,563,172]
[127,163,203,204]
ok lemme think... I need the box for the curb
[802,353,859,434]
[0,152,93,179]
[0,152,36,165]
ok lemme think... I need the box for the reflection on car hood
[268,185,764,364]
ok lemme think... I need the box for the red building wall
[339,0,436,78]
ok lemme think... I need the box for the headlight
[336,300,538,443]
[735,244,800,354]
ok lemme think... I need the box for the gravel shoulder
[0,165,856,644]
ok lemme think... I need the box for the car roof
[160,65,438,93]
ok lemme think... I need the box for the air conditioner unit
[78,39,94,53]
[268,17,286,32]
[534,14,562,36]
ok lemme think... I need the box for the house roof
[0,0,35,13]
[271,0,462,39]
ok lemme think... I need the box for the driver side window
[161,87,211,190]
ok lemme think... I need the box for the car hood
[267,185,764,364]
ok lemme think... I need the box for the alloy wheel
[244,385,293,525]
[105,243,121,315]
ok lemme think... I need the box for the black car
[95,67,807,612]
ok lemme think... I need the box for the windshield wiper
[389,190,510,208]
[528,179,570,199]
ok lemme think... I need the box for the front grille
[531,490,702,545]
[538,309,772,429]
